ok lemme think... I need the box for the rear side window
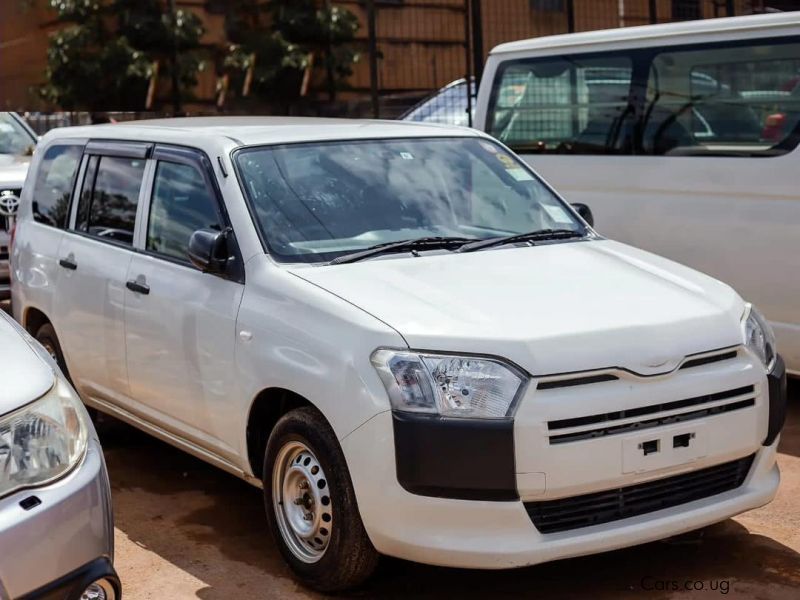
[146,161,222,262]
[31,144,83,228]
[75,155,145,246]
[488,36,800,157]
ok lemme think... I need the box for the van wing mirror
[188,228,229,274]
[572,203,594,228]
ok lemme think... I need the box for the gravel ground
[3,301,798,598]
[101,384,800,600]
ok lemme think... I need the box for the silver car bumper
[0,436,119,599]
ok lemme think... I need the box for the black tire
[35,322,70,378]
[263,406,379,592]
[35,322,97,420]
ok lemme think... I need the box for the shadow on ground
[99,382,800,599]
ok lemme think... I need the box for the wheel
[35,322,97,420]
[35,322,69,378]
[264,406,379,592]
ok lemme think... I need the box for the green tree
[40,0,206,112]
[221,0,360,109]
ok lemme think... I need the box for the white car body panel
[291,240,744,377]
[473,12,800,375]
[9,117,783,571]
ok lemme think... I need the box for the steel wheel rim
[40,340,57,361]
[272,440,333,563]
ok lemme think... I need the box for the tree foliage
[222,0,360,106]
[40,0,205,111]
[39,0,361,111]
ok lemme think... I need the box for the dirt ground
[99,384,800,600]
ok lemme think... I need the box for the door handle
[58,258,77,270]
[126,279,150,295]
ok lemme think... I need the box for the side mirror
[572,203,594,228]
[188,228,229,274]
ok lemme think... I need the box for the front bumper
[0,437,118,599]
[341,350,784,569]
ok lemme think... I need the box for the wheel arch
[246,387,321,480]
[23,305,52,336]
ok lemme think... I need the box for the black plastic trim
[86,139,152,159]
[765,354,787,446]
[18,557,121,600]
[537,374,618,390]
[679,350,738,370]
[548,385,755,430]
[392,411,518,501]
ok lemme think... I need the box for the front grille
[525,454,754,534]
[679,350,738,370]
[537,374,619,390]
[547,385,756,445]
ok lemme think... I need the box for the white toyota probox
[10,118,787,591]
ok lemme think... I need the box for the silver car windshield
[0,113,36,156]
[235,136,583,263]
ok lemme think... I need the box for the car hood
[0,154,31,188]
[0,314,54,416]
[290,240,746,376]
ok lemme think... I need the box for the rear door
[54,141,151,404]
[124,145,245,461]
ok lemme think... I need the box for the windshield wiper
[329,236,475,265]
[457,228,585,253]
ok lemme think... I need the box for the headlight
[0,376,89,498]
[371,349,526,418]
[743,304,777,371]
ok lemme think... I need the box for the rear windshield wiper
[330,236,475,265]
[457,228,585,253]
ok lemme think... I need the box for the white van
[11,118,787,591]
[474,12,800,376]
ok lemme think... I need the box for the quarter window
[75,155,145,245]
[31,144,84,228]
[147,161,222,262]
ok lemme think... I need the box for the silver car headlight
[371,349,527,419]
[742,304,777,371]
[0,376,89,498]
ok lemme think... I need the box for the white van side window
[488,37,800,157]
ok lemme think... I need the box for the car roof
[490,12,800,56]
[42,117,485,149]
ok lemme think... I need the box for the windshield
[0,113,36,156]
[235,137,583,263]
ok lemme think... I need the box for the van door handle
[59,258,77,270]
[126,279,150,295]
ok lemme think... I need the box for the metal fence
[371,0,772,125]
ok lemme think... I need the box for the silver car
[0,112,36,301]
[0,310,119,600]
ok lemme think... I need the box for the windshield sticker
[400,152,414,160]
[496,153,516,169]
[543,204,573,224]
[506,167,534,181]
[480,141,498,154]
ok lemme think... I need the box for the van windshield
[235,137,583,263]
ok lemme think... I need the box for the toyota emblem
[0,190,20,217]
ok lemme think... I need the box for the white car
[11,117,787,591]
[0,112,37,301]
[0,311,119,599]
